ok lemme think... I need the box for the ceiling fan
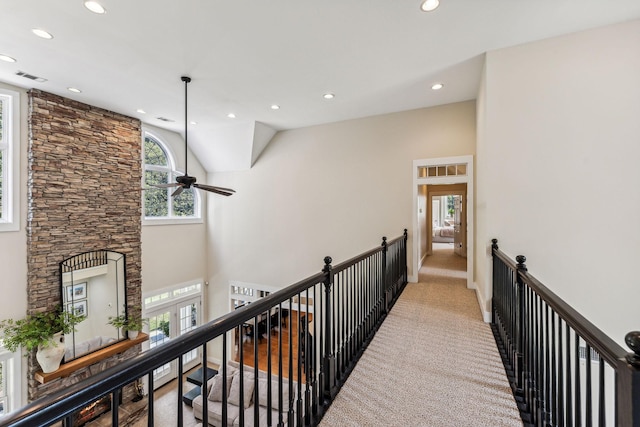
[153,76,236,197]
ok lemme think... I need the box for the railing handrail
[492,245,627,366]
[2,233,408,427]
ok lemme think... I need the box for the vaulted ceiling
[3,1,640,171]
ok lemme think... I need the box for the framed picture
[68,300,88,317]
[66,282,87,302]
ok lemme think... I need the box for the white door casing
[411,155,474,289]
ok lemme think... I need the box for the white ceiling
[3,1,640,171]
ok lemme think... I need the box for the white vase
[36,332,66,373]
[128,330,139,340]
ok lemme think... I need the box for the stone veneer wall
[27,89,142,403]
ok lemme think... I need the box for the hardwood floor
[232,310,313,384]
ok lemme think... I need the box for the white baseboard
[207,356,221,367]
[474,284,492,323]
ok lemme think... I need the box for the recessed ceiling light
[431,83,444,90]
[32,28,53,39]
[227,113,236,119]
[190,121,197,125]
[0,54,16,63]
[84,1,106,14]
[67,87,82,93]
[323,93,335,99]
[137,109,146,114]
[421,0,440,12]
[271,104,280,110]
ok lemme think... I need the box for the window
[143,133,201,224]
[142,282,202,389]
[0,88,20,232]
[0,345,21,415]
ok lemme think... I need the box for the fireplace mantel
[34,333,148,384]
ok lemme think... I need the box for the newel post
[619,331,640,426]
[381,237,389,313]
[514,255,527,395]
[321,256,337,401]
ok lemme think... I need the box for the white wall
[476,19,640,346]
[141,124,208,295]
[206,101,477,348]
[0,82,28,321]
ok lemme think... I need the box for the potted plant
[108,306,148,340]
[0,308,85,373]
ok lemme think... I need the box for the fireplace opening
[66,391,122,427]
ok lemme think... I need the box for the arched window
[143,133,200,222]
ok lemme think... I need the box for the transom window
[143,133,201,223]
[0,89,20,232]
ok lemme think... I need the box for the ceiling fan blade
[171,186,185,197]
[193,183,236,194]
[152,183,181,188]
[193,184,234,196]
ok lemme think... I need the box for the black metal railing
[0,230,408,427]
[491,239,640,427]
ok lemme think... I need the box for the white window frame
[142,281,203,389]
[0,88,20,232]
[0,344,22,416]
[142,132,202,226]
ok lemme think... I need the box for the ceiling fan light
[421,0,440,12]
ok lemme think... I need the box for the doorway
[426,184,467,258]
[412,155,473,288]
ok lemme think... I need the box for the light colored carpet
[319,245,523,427]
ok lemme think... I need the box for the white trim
[474,284,492,323]
[0,344,22,415]
[142,279,203,311]
[141,131,202,225]
[0,88,20,232]
[412,155,474,292]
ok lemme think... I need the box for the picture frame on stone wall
[66,282,87,302]
[67,300,87,317]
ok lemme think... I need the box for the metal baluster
[235,316,245,426]
[565,324,573,427]
[219,336,223,427]
[557,318,565,427]
[112,388,120,427]
[535,294,541,426]
[304,287,312,425]
[147,371,154,427]
[288,297,294,426]
[312,284,319,417]
[551,310,557,426]
[523,285,531,418]
[267,306,273,427]
[278,302,284,427]
[586,343,593,427]
[598,356,605,427]
[255,313,260,427]
[177,355,183,427]
[575,334,581,426]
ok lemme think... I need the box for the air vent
[156,117,174,122]
[16,70,47,82]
